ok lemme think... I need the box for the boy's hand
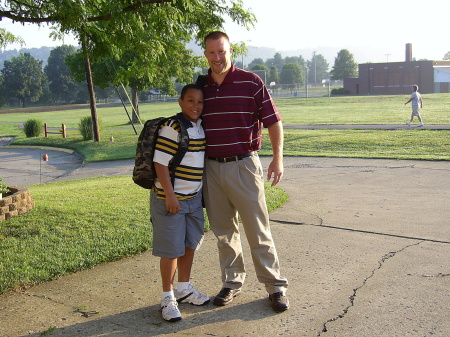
[165,194,181,214]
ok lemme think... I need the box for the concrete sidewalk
[284,124,450,130]
[0,148,449,336]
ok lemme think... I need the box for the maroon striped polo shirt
[201,65,281,157]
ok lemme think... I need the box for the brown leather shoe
[269,292,290,312]
[213,288,241,306]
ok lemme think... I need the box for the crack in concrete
[285,162,450,174]
[18,290,103,321]
[317,241,423,336]
[271,219,450,244]
[20,291,63,305]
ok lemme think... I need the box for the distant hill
[186,41,340,67]
[0,46,55,68]
[0,43,400,72]
[186,41,420,67]
[186,41,278,66]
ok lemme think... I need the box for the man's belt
[207,152,255,163]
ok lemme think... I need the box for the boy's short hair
[204,31,230,45]
[412,85,419,91]
[180,84,202,99]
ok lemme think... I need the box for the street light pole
[305,66,308,98]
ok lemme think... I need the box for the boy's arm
[419,96,423,108]
[154,163,180,214]
[404,98,412,105]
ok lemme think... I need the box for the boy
[405,85,424,127]
[151,84,208,322]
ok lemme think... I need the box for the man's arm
[267,121,284,187]
[154,163,180,214]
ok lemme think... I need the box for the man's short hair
[204,31,230,45]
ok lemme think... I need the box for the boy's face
[178,88,203,122]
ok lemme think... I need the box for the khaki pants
[204,153,288,294]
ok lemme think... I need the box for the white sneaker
[174,284,210,306]
[406,121,412,126]
[418,122,424,127]
[161,296,182,322]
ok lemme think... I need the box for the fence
[269,83,338,98]
[44,123,67,138]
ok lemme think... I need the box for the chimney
[405,43,412,62]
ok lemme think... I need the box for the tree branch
[0,0,173,23]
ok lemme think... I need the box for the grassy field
[2,93,449,127]
[1,94,449,294]
[0,176,288,294]
[2,93,449,161]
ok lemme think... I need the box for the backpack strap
[196,74,208,88]
[167,114,190,187]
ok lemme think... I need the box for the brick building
[344,44,450,95]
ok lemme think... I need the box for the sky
[2,0,448,63]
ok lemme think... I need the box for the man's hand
[267,158,283,186]
[267,121,284,186]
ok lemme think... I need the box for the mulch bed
[0,104,91,114]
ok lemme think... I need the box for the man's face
[204,36,232,75]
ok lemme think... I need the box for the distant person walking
[405,85,424,126]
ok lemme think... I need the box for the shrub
[0,177,10,195]
[331,87,350,95]
[78,116,102,141]
[23,119,43,137]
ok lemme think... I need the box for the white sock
[176,282,191,292]
[162,291,174,301]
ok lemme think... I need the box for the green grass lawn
[277,94,450,125]
[0,176,288,294]
[2,93,450,162]
[1,94,449,294]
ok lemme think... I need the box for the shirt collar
[207,64,236,85]
[176,112,201,129]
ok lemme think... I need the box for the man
[197,31,289,312]
[405,85,424,126]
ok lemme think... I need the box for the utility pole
[305,66,308,98]
[313,51,317,86]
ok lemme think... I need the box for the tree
[307,52,329,85]
[1,0,256,141]
[251,64,269,83]
[285,55,306,69]
[45,45,80,104]
[330,49,358,81]
[66,37,200,124]
[444,51,450,60]
[1,53,45,107]
[0,27,23,49]
[280,63,303,92]
[268,65,280,85]
[248,58,265,69]
[266,52,284,71]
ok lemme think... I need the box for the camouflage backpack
[132,115,189,189]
